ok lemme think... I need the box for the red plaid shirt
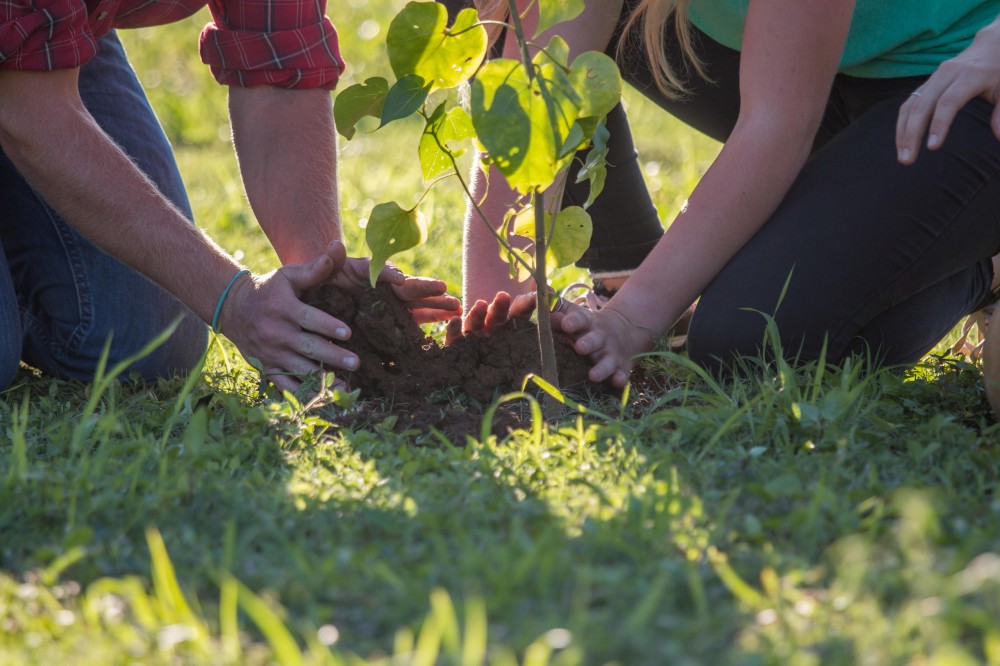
[0,0,345,88]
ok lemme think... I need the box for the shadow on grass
[2,343,1000,664]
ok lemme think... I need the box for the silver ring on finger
[552,296,565,313]
[910,90,921,98]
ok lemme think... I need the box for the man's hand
[218,242,461,392]
[897,19,1000,164]
[218,242,361,393]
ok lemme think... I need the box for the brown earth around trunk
[304,282,618,439]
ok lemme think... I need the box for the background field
[2,6,1000,665]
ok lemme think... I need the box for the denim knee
[123,314,209,382]
[24,311,209,384]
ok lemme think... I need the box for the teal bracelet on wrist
[211,269,250,333]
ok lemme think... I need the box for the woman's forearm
[605,117,815,335]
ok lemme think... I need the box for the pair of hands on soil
[445,290,653,389]
[220,241,460,393]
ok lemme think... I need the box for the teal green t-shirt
[687,0,1000,78]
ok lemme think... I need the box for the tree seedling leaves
[365,202,428,286]
[576,120,610,208]
[471,55,580,194]
[509,204,591,270]
[536,0,585,35]
[557,121,586,159]
[511,204,545,239]
[568,51,622,118]
[380,74,432,128]
[334,77,389,139]
[547,205,592,267]
[535,34,570,69]
[418,102,476,181]
[387,2,487,91]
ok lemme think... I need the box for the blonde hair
[474,0,707,99]
[619,0,708,99]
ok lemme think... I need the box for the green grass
[3,8,1000,666]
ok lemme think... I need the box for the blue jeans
[0,31,208,390]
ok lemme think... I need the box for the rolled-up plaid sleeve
[199,0,344,89]
[0,0,98,70]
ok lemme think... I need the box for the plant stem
[506,0,534,71]
[533,190,560,395]
[504,0,561,412]
[434,133,536,279]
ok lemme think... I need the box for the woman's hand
[897,20,1000,164]
[444,291,537,345]
[555,303,656,387]
[333,256,461,324]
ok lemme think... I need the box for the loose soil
[305,283,612,439]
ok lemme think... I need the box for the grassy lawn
[3,7,1000,665]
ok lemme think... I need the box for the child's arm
[559,0,855,386]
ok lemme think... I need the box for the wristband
[211,269,250,333]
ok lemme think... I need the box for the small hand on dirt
[445,291,537,345]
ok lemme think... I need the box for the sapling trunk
[506,0,561,406]
[532,190,561,396]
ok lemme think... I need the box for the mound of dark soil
[305,283,600,406]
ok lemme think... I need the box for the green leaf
[547,205,591,267]
[576,120,610,208]
[510,204,590,270]
[535,34,569,69]
[471,55,580,194]
[557,121,586,159]
[418,102,475,181]
[537,0,585,35]
[568,51,622,118]
[365,202,428,286]
[380,74,432,128]
[333,77,389,139]
[387,2,487,91]
[511,205,544,238]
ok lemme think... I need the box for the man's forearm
[0,69,239,324]
[229,86,341,266]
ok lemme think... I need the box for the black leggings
[569,15,1000,368]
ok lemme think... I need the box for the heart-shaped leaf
[380,74,432,127]
[470,54,580,193]
[334,77,389,139]
[537,0,585,35]
[510,204,591,271]
[387,2,487,91]
[365,202,428,286]
[547,205,592,267]
[418,102,476,181]
[568,51,622,118]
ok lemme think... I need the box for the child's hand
[556,303,657,387]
